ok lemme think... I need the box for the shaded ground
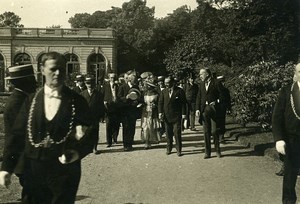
[0,118,299,204]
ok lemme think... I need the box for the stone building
[0,27,116,92]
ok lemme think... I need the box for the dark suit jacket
[184,82,198,103]
[117,83,141,118]
[1,85,93,173]
[81,89,105,123]
[73,85,87,94]
[272,83,300,142]
[3,89,29,174]
[158,86,187,123]
[196,79,224,113]
[102,82,119,113]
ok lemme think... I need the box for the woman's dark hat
[5,64,35,79]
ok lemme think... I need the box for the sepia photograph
[0,0,299,203]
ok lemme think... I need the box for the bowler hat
[5,64,35,79]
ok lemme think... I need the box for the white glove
[196,110,200,117]
[59,150,79,164]
[0,171,11,188]
[276,140,286,155]
[75,125,87,140]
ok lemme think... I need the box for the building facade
[0,27,117,91]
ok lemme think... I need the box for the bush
[231,61,294,129]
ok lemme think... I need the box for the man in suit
[73,74,87,94]
[0,52,94,204]
[2,64,37,203]
[156,76,166,138]
[217,76,231,143]
[81,75,105,154]
[272,63,300,204]
[184,74,198,131]
[102,73,120,147]
[117,73,141,151]
[158,76,186,156]
[196,68,224,159]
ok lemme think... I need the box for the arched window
[87,53,106,85]
[64,53,80,76]
[14,53,31,65]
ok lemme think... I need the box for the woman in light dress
[141,82,161,149]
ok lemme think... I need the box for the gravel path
[0,121,299,204]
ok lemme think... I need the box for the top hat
[5,64,35,80]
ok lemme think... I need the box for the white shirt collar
[44,85,62,98]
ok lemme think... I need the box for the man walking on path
[158,76,186,156]
[196,68,225,159]
[272,63,300,204]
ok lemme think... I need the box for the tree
[0,12,23,27]
[68,13,91,28]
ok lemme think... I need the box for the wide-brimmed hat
[5,64,35,80]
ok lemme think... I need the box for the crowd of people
[72,66,232,158]
[0,51,233,203]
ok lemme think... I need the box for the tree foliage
[0,12,23,27]
[231,61,294,129]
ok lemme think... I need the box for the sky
[0,0,199,28]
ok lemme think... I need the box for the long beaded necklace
[27,88,75,148]
[290,82,300,120]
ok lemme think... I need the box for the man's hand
[59,150,79,164]
[276,140,286,155]
[159,113,163,120]
[182,115,186,119]
[196,110,200,117]
[0,171,11,188]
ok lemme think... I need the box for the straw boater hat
[75,74,85,82]
[5,64,35,80]
[85,75,96,84]
[127,88,141,100]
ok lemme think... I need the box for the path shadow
[75,195,90,201]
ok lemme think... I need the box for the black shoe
[106,144,112,148]
[275,168,284,176]
[166,151,171,155]
[94,150,101,155]
[190,128,197,131]
[124,147,133,152]
[204,154,211,159]
[177,152,182,157]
